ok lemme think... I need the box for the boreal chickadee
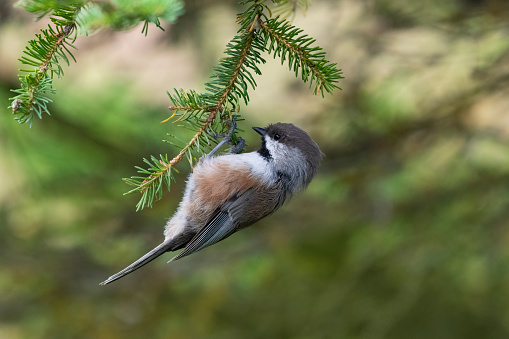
[100,122,322,285]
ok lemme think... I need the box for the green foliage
[123,154,176,211]
[9,0,342,210]
[10,75,55,124]
[128,0,342,210]
[272,0,311,21]
[9,0,184,125]
[9,0,342,211]
[260,17,343,96]
[9,1,81,125]
[16,0,86,21]
[77,0,184,35]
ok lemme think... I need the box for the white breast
[215,151,277,185]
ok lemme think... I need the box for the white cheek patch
[265,136,290,159]
[265,136,309,192]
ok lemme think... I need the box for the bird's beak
[252,127,265,136]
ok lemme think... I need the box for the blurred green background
[2,0,509,338]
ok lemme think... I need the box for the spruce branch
[125,0,343,210]
[125,119,219,211]
[11,0,343,211]
[165,89,210,123]
[9,0,184,125]
[9,1,82,125]
[10,75,56,123]
[125,2,268,210]
[259,18,344,96]
[10,20,78,125]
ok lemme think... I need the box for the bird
[100,122,323,285]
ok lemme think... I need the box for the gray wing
[168,183,284,263]
[168,197,240,263]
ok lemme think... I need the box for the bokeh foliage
[1,0,509,338]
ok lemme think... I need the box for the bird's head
[253,122,323,191]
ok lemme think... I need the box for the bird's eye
[274,134,281,140]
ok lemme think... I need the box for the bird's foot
[229,137,245,154]
[208,117,242,157]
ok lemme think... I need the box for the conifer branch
[124,0,344,210]
[9,1,82,125]
[214,13,259,113]
[127,5,265,210]
[11,0,343,211]
[258,18,343,96]
[12,23,76,122]
[9,0,184,125]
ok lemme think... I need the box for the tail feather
[99,242,171,285]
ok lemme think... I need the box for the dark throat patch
[257,137,272,161]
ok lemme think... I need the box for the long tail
[99,242,172,285]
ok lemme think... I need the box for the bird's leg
[208,118,244,157]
